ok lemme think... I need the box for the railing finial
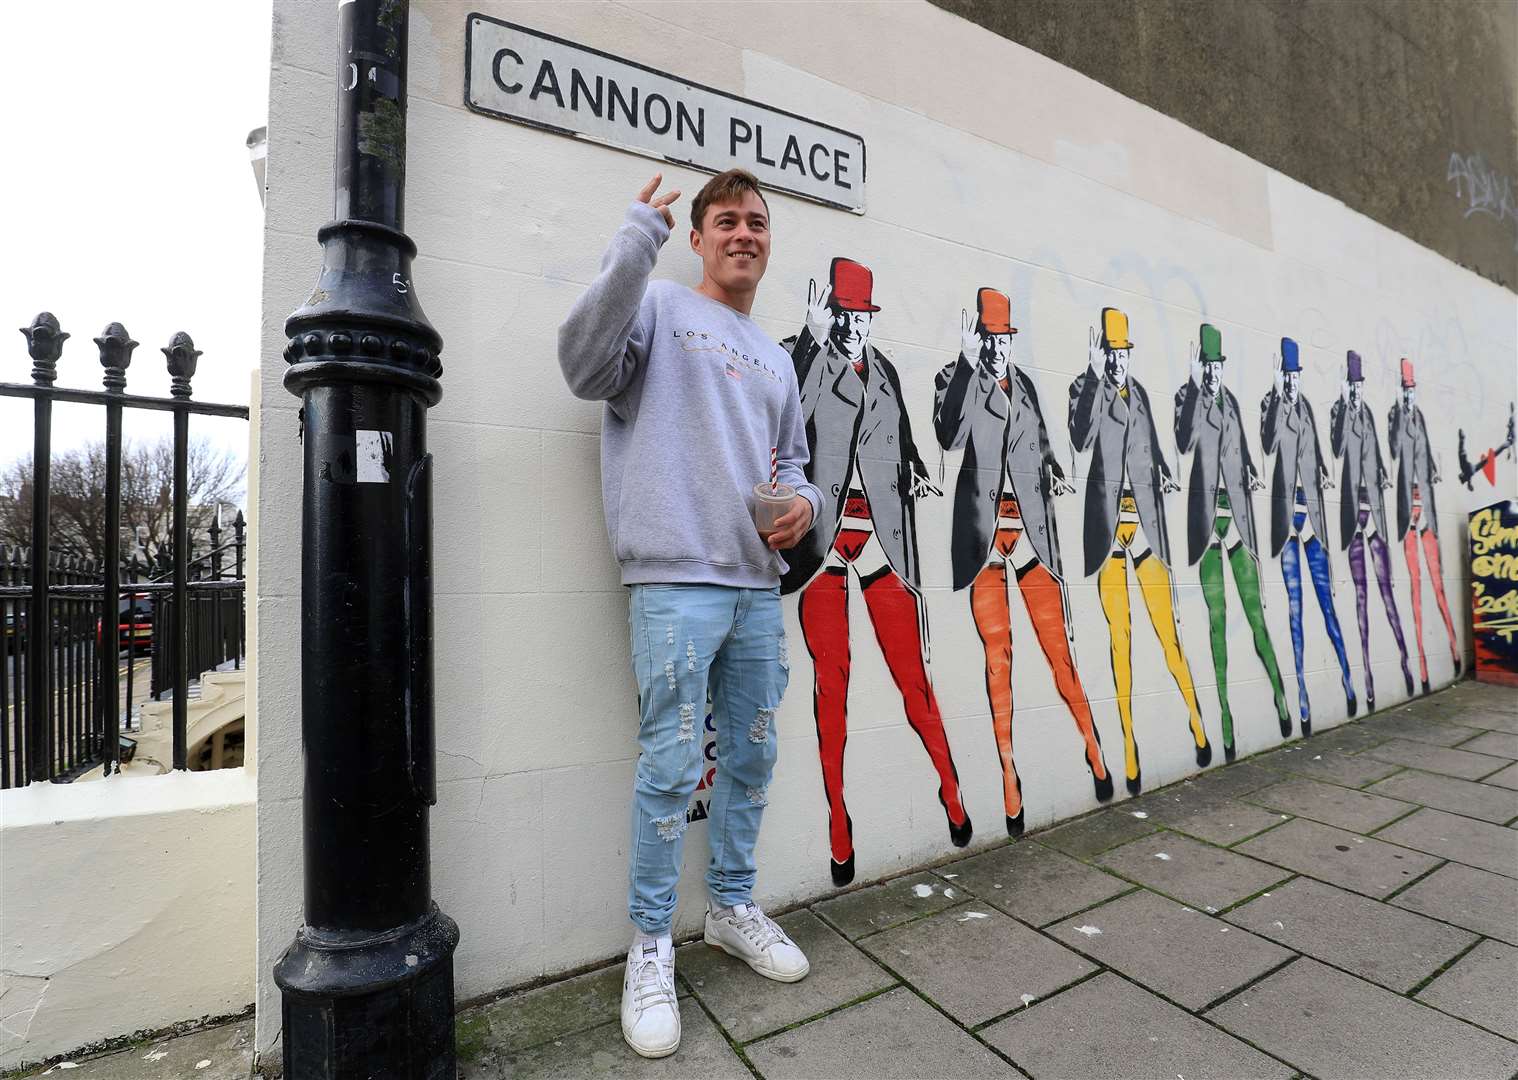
[21,312,69,386]
[162,331,201,399]
[95,322,138,393]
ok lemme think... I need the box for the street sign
[465,14,867,214]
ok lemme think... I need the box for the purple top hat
[1346,350,1364,383]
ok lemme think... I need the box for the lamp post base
[274,904,460,1079]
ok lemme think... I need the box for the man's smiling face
[830,309,872,362]
[690,190,770,295]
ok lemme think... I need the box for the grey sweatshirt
[558,201,822,588]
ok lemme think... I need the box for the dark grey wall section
[930,0,1518,291]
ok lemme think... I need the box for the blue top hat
[1346,350,1364,382]
[1280,337,1301,373]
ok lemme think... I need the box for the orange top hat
[829,257,881,313]
[1400,358,1416,388]
[976,288,1017,334]
[1101,307,1133,350]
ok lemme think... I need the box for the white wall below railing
[0,769,255,1072]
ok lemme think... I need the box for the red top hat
[1400,358,1416,388]
[829,257,881,313]
[976,288,1017,335]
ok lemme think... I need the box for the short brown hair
[690,169,769,231]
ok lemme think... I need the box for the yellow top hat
[1101,307,1133,351]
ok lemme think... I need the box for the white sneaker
[620,936,680,1058]
[704,903,810,983]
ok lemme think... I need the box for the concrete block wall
[253,0,1517,1056]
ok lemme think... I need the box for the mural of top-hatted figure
[1260,337,1358,733]
[781,257,971,887]
[1068,308,1211,795]
[1389,359,1461,693]
[933,288,1114,836]
[1330,350,1414,713]
[1174,324,1292,754]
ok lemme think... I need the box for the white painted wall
[0,769,256,1071]
[254,0,1518,1057]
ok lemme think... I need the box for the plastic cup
[753,482,795,541]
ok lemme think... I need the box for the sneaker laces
[729,905,786,952]
[629,943,676,1013]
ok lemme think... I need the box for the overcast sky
[0,0,275,489]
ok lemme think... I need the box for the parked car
[96,595,154,652]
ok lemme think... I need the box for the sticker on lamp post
[465,14,867,214]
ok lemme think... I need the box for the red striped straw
[770,446,778,494]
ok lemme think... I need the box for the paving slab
[1256,746,1401,787]
[1244,776,1411,832]
[1446,702,1518,734]
[1415,939,1518,1041]
[743,987,1017,1079]
[1481,761,1518,790]
[1363,709,1484,746]
[1234,817,1441,898]
[675,909,894,1043]
[1094,831,1291,911]
[456,963,626,1060]
[1131,788,1285,846]
[1046,888,1293,1010]
[1206,957,1518,1080]
[1367,768,1518,823]
[1392,862,1518,945]
[935,839,1130,926]
[980,972,1294,1080]
[857,903,1096,1026]
[1034,806,1158,858]
[484,1001,749,1080]
[1362,737,1512,780]
[1183,760,1283,799]
[1301,722,1389,754]
[1374,806,1518,878]
[1458,729,1518,759]
[1223,876,1475,992]
[812,871,960,940]
[22,1019,255,1079]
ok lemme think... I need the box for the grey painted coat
[779,328,929,594]
[1259,389,1329,556]
[1329,397,1390,547]
[1067,368,1176,578]
[933,354,1065,590]
[1388,402,1438,539]
[1175,380,1261,563]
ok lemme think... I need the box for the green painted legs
[1200,531,1291,749]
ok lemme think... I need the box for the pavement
[17,679,1517,1079]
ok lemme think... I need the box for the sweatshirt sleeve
[777,372,823,524]
[557,202,671,413]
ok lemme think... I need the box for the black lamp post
[273,0,458,1075]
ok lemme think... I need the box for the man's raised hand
[1087,326,1102,374]
[962,309,981,361]
[637,173,681,229]
[805,278,833,340]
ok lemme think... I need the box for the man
[1260,337,1357,732]
[558,170,820,1059]
[1330,350,1414,712]
[1175,323,1291,751]
[1389,359,1460,692]
[1068,308,1211,793]
[934,288,1113,836]
[781,257,972,887]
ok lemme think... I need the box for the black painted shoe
[1224,740,1237,764]
[1346,692,1358,718]
[1195,739,1212,769]
[1301,714,1312,738]
[1091,763,1115,803]
[830,853,855,888]
[1278,709,1293,738]
[1005,811,1025,838]
[1454,655,1463,677]
[1402,668,1415,697]
[939,790,973,848]
[1367,691,1375,714]
[1422,678,1431,695]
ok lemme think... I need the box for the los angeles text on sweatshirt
[557,201,822,588]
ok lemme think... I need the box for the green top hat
[1199,323,1225,363]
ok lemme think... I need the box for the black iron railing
[0,314,249,787]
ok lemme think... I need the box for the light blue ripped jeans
[627,584,789,935]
